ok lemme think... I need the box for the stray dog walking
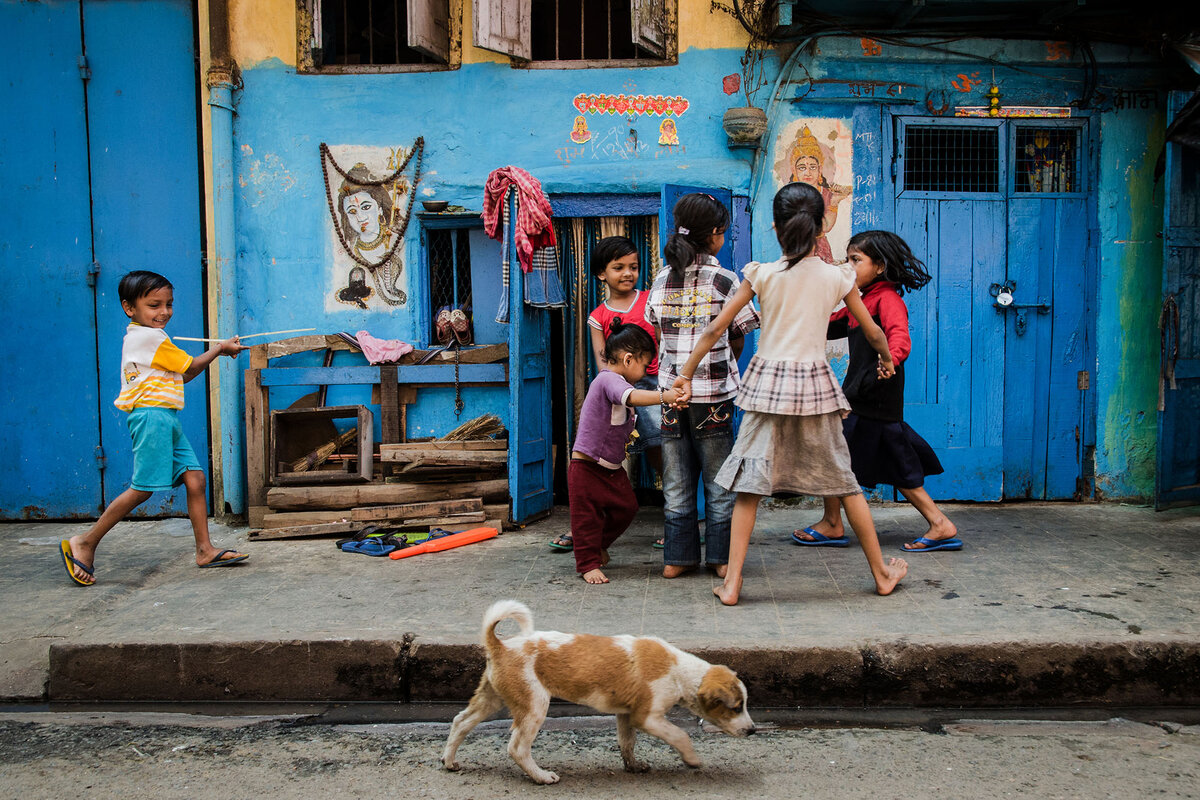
[442,600,756,784]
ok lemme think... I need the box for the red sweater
[827,281,911,422]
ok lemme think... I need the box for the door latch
[989,280,1050,335]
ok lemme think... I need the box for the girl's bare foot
[600,549,610,567]
[873,557,908,595]
[713,578,742,606]
[581,568,609,584]
[709,564,728,578]
[662,564,695,578]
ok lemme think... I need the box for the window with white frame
[474,0,673,65]
[300,0,453,72]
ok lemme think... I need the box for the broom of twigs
[438,413,505,441]
[288,427,358,472]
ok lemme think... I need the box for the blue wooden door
[0,1,102,518]
[1157,91,1200,508]
[659,185,734,268]
[506,193,554,523]
[0,0,205,519]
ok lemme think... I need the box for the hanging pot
[722,106,768,144]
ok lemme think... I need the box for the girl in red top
[794,230,961,552]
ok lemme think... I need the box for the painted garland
[321,138,424,306]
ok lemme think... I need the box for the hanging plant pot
[722,106,768,145]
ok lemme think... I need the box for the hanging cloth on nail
[483,166,555,271]
[492,187,566,323]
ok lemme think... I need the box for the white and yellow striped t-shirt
[114,324,194,411]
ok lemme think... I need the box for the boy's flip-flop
[790,527,850,547]
[60,540,95,586]
[902,537,963,552]
[199,549,250,568]
[549,533,573,551]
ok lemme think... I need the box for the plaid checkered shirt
[646,254,760,402]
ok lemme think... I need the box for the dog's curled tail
[482,599,533,649]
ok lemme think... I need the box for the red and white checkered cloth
[483,166,556,273]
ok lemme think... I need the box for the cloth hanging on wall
[494,189,567,323]
[482,166,555,272]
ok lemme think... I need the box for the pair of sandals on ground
[549,528,962,552]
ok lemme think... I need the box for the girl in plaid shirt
[674,183,908,606]
[647,194,761,579]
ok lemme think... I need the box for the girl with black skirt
[793,230,962,553]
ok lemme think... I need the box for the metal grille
[531,0,642,61]
[903,126,999,193]
[319,0,434,66]
[1014,127,1079,193]
[427,228,473,341]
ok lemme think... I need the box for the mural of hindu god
[335,163,407,306]
[776,122,853,262]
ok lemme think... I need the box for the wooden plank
[262,510,353,528]
[265,334,355,360]
[244,368,269,511]
[433,342,508,363]
[381,439,505,452]
[267,478,508,510]
[248,521,360,541]
[483,503,509,522]
[350,498,484,521]
[397,511,486,527]
[259,364,506,387]
[248,504,269,529]
[381,448,508,465]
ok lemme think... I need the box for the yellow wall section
[230,0,748,68]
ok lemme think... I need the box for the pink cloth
[482,166,556,273]
[355,331,414,365]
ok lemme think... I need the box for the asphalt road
[1,711,1198,799]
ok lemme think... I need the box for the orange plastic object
[388,527,499,559]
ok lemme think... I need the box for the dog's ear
[699,665,743,710]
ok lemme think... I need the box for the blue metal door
[1157,91,1200,509]
[0,0,205,519]
[0,1,101,518]
[506,193,554,523]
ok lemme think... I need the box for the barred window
[1014,127,1079,193]
[903,126,1000,193]
[427,228,473,342]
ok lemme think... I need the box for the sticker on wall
[658,118,679,146]
[772,119,854,263]
[320,138,424,311]
[570,115,593,143]
[571,93,690,117]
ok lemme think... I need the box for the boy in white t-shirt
[60,271,249,586]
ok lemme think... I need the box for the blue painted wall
[223,29,1171,509]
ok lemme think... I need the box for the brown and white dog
[441,599,756,784]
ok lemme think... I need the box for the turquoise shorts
[127,407,202,492]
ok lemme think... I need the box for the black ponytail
[663,193,730,277]
[602,321,656,363]
[847,230,932,295]
[772,182,825,269]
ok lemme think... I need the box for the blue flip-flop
[60,540,95,586]
[340,538,398,556]
[199,549,250,567]
[790,527,850,547]
[902,537,963,552]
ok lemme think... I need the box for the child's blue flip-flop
[199,549,250,567]
[901,537,963,552]
[790,527,850,547]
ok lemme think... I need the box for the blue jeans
[660,401,736,567]
[631,375,663,453]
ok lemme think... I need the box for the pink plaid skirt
[736,357,851,416]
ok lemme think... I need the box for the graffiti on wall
[773,119,854,262]
[320,140,424,311]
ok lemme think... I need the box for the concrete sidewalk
[4,502,1199,710]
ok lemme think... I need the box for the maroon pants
[568,459,639,574]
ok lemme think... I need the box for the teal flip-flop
[549,533,573,551]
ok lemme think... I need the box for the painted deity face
[792,155,822,186]
[599,252,639,295]
[847,246,885,289]
[342,191,382,239]
[123,286,174,328]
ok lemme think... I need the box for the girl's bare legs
[840,493,907,595]
[795,495,846,541]
[897,486,958,548]
[714,492,762,606]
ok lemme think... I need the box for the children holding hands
[673,182,908,605]
[569,323,684,584]
[61,270,249,587]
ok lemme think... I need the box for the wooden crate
[269,405,373,486]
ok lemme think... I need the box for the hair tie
[677,226,690,235]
